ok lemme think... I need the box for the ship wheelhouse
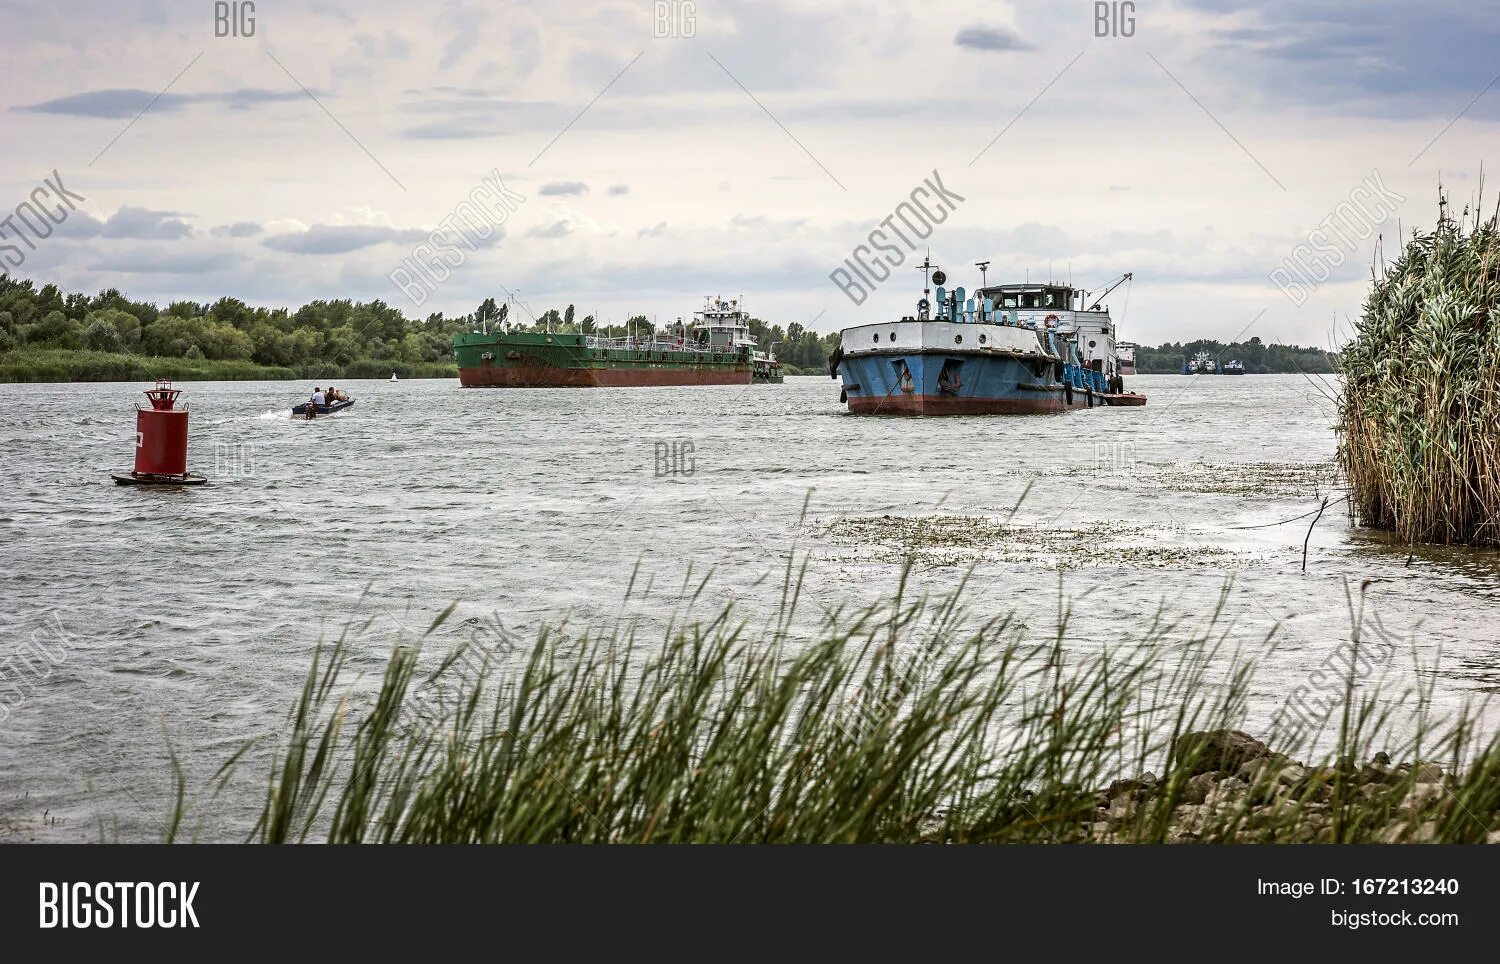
[974,283,1120,382]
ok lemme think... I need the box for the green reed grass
[1338,190,1500,546]
[194,564,1500,844]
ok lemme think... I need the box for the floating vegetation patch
[1134,460,1339,497]
[816,514,1248,569]
[1043,460,1339,497]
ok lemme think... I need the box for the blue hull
[840,352,1096,415]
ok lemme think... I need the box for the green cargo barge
[454,296,783,387]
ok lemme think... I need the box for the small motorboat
[292,397,356,418]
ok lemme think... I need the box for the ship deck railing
[583,335,751,354]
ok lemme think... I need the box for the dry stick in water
[1302,495,1330,573]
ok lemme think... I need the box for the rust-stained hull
[847,393,1081,415]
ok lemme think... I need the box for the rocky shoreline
[1087,730,1497,844]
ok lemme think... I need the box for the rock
[1398,782,1446,814]
[1276,763,1310,787]
[1375,821,1438,844]
[1358,763,1404,786]
[1236,757,1273,784]
[1204,776,1247,809]
[1407,821,1439,843]
[1181,771,1221,805]
[1104,773,1158,798]
[1371,751,1391,766]
[1173,803,1208,834]
[1173,730,1271,777]
[1402,762,1444,783]
[1299,767,1339,801]
[1105,794,1138,829]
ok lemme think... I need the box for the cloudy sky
[3,0,1497,346]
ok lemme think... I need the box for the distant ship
[1183,350,1218,375]
[1117,341,1138,375]
[453,296,782,387]
[829,261,1144,414]
[1220,359,1246,374]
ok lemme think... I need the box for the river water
[2,374,1498,842]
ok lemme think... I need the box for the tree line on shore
[1132,337,1337,374]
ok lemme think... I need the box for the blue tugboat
[830,259,1144,414]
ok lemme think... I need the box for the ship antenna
[916,253,936,320]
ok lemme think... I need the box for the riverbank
[0,349,457,383]
[185,582,1500,844]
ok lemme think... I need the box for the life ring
[1045,314,1060,326]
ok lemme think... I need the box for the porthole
[1088,340,1097,348]
[979,334,987,344]
[873,333,880,343]
[889,331,896,341]
[954,334,963,344]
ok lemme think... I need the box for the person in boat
[310,387,326,405]
[326,386,340,403]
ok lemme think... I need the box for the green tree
[83,314,123,352]
[30,310,82,348]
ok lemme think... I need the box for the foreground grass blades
[197,567,1500,844]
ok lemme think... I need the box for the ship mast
[916,255,935,321]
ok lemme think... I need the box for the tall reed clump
[193,568,1500,844]
[1338,191,1500,546]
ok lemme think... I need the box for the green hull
[453,331,782,387]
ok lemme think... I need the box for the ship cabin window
[1001,295,1019,308]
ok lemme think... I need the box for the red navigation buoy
[112,379,207,486]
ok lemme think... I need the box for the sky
[2,0,1497,347]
